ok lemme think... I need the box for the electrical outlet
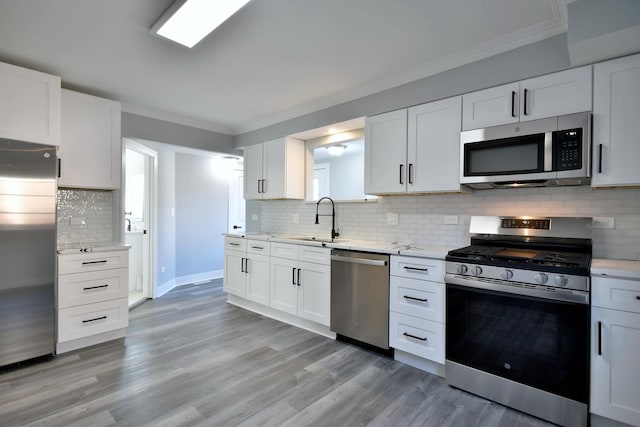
[592,217,615,229]
[292,214,300,224]
[386,212,399,226]
[444,215,459,225]
[160,266,165,273]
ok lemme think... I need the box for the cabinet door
[591,307,640,426]
[246,254,270,305]
[462,82,519,130]
[223,250,246,297]
[270,257,298,315]
[407,96,462,193]
[58,90,121,189]
[364,109,408,194]
[263,137,304,200]
[592,53,640,187]
[0,62,61,145]
[297,261,330,326]
[243,143,263,200]
[519,66,592,122]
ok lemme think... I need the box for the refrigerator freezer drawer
[58,268,128,309]
[58,298,128,342]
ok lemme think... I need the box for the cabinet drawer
[389,311,444,363]
[225,237,246,252]
[58,250,128,275]
[58,298,128,342]
[58,268,128,308]
[592,277,640,313]
[299,245,330,265]
[390,256,444,282]
[390,276,444,322]
[271,242,298,259]
[247,240,270,256]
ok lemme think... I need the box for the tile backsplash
[260,186,640,261]
[57,189,114,249]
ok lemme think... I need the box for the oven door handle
[445,274,589,305]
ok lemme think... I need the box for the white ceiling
[0,0,570,135]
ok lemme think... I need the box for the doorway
[228,168,245,233]
[124,140,157,307]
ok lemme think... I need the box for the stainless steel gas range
[445,216,592,427]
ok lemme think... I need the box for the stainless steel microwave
[460,112,591,189]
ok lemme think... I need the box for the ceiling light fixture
[326,145,347,157]
[151,0,251,48]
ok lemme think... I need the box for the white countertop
[224,233,451,259]
[57,243,131,254]
[591,258,640,280]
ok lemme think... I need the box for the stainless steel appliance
[0,138,57,368]
[460,112,591,189]
[330,249,390,352]
[445,216,592,427]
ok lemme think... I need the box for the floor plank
[0,280,556,426]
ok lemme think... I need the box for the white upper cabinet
[365,97,463,195]
[243,137,305,200]
[364,109,408,194]
[407,96,462,193]
[0,61,61,145]
[58,90,122,190]
[591,53,640,188]
[462,66,592,130]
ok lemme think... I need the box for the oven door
[446,282,589,404]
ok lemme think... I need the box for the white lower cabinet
[389,255,445,366]
[591,273,640,427]
[223,237,270,303]
[57,249,129,353]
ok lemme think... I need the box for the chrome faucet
[315,196,339,241]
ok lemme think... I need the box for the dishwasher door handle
[331,255,388,267]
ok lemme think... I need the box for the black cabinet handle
[83,284,109,291]
[408,163,413,184]
[598,144,603,174]
[403,332,427,342]
[597,321,602,356]
[82,260,108,265]
[244,258,249,274]
[292,268,296,285]
[403,295,428,303]
[250,245,264,250]
[82,316,107,324]
[240,257,245,273]
[228,242,240,246]
[261,179,266,194]
[404,266,429,272]
[523,88,529,115]
[636,295,640,300]
[233,225,243,229]
[297,269,301,286]
[511,91,517,117]
[399,164,404,185]
[58,158,61,178]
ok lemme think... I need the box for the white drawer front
[58,298,128,342]
[389,311,444,363]
[270,242,298,260]
[390,256,444,282]
[225,237,246,252]
[58,268,128,308]
[247,240,270,256]
[58,250,128,275]
[592,277,640,313]
[390,276,444,322]
[298,245,330,265]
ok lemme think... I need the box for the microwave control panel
[553,128,583,171]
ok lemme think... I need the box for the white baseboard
[154,270,223,298]
[56,329,126,354]
[394,349,446,377]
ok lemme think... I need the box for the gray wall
[153,143,177,288]
[234,33,571,147]
[175,153,228,277]
[326,152,365,201]
[567,0,640,43]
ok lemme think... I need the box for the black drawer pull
[403,332,427,342]
[636,296,640,300]
[404,266,429,272]
[82,260,108,265]
[83,284,108,291]
[598,144,603,174]
[403,295,428,303]
[250,245,264,250]
[82,316,107,324]
[228,242,240,246]
[597,321,602,356]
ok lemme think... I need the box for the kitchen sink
[288,236,348,244]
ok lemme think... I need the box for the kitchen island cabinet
[592,53,640,188]
[0,61,61,145]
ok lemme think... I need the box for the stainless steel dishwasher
[330,249,390,351]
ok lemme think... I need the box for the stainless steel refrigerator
[0,138,56,368]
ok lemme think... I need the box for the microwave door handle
[544,132,553,171]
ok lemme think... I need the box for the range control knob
[501,269,514,280]
[535,273,549,284]
[457,264,468,274]
[555,275,569,287]
[471,266,483,276]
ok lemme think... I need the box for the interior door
[228,169,245,233]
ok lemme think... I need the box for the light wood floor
[0,280,556,427]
